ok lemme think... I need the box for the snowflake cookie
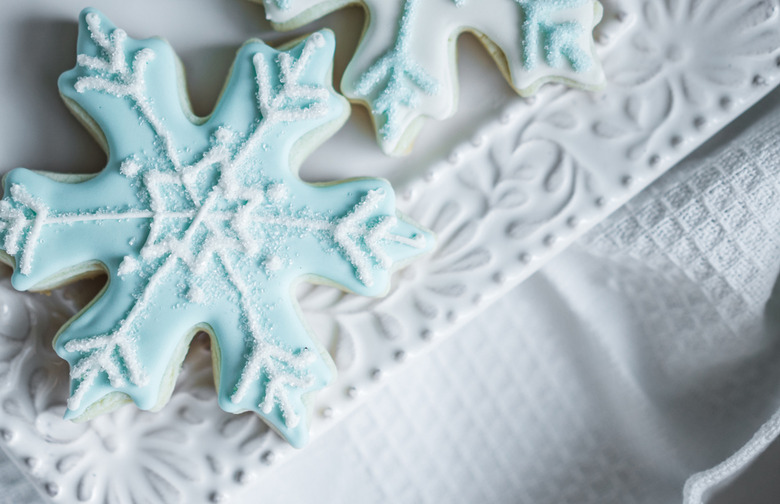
[0,9,433,448]
[259,0,606,155]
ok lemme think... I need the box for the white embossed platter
[0,0,778,502]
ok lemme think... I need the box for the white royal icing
[261,0,605,154]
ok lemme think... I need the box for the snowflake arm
[515,0,597,72]
[0,168,148,292]
[55,268,155,416]
[214,278,333,447]
[0,9,433,447]
[352,0,439,142]
[259,0,605,155]
[297,179,431,293]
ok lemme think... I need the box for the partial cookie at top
[259,0,606,155]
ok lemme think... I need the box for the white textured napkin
[1,90,779,504]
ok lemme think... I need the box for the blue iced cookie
[0,8,433,447]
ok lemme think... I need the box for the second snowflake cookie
[0,9,433,448]
[260,0,606,155]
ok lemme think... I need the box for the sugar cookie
[0,8,433,447]
[259,0,606,155]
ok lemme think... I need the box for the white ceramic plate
[0,0,778,502]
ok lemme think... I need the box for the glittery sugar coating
[0,9,433,447]
[261,0,605,155]
[353,0,439,141]
[515,0,594,71]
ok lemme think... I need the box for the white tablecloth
[1,85,779,504]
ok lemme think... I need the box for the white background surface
[0,0,779,502]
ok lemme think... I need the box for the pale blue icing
[0,8,433,448]
[515,0,594,71]
[353,0,439,142]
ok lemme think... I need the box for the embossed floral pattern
[595,0,780,159]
